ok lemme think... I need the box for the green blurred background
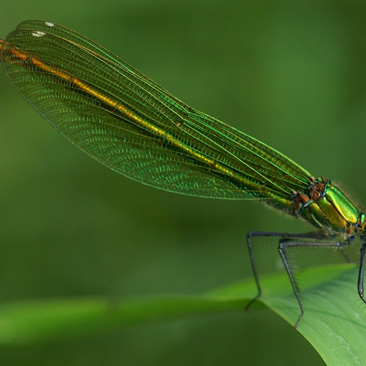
[0,0,365,365]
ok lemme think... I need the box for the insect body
[1,20,365,328]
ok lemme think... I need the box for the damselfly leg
[246,231,354,328]
[358,239,366,303]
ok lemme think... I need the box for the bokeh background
[0,1,365,365]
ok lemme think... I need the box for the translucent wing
[0,20,312,201]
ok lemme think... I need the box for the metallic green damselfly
[1,20,365,328]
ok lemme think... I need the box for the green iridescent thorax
[292,177,362,235]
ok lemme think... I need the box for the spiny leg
[358,239,366,304]
[245,231,329,311]
[278,239,351,329]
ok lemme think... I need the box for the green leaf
[0,264,364,366]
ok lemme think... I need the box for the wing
[0,20,312,201]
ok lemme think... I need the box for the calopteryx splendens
[0,20,365,329]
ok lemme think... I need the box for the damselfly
[1,20,365,328]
